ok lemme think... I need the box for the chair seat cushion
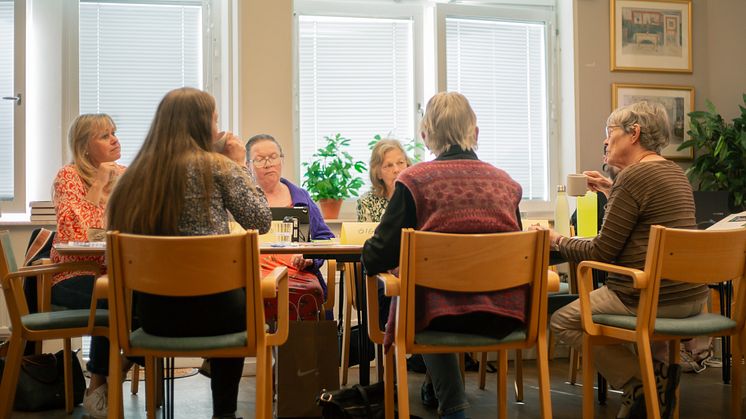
[592,312,737,335]
[414,328,527,347]
[130,328,248,351]
[21,309,109,330]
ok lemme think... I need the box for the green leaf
[302,133,368,200]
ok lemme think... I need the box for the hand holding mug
[217,132,247,167]
[583,170,613,197]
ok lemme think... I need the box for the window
[297,14,415,186]
[0,1,14,200]
[79,1,204,166]
[445,15,550,201]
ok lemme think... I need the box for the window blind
[298,15,414,190]
[446,17,548,200]
[0,2,14,200]
[79,2,203,166]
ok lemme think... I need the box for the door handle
[2,93,22,106]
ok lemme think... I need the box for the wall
[574,0,746,173]
[238,0,296,181]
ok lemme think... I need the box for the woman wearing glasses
[246,134,335,320]
[357,139,412,222]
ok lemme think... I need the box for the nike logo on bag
[297,368,318,377]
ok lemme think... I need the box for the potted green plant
[302,133,367,219]
[678,95,746,211]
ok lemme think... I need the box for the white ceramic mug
[566,174,588,197]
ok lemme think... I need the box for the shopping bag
[0,349,86,411]
[277,298,340,417]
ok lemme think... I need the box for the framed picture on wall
[610,0,692,72]
[612,83,694,160]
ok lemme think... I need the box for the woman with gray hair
[534,101,707,419]
[357,138,412,222]
[363,92,525,419]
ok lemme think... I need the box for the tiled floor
[9,356,739,418]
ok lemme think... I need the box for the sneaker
[421,380,437,408]
[680,349,706,373]
[655,363,681,419]
[82,385,108,419]
[617,379,644,419]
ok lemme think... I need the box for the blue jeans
[422,353,469,417]
[51,275,110,376]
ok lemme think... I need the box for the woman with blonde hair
[357,138,411,222]
[50,113,127,417]
[108,87,270,419]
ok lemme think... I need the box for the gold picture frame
[610,0,692,72]
[612,83,694,160]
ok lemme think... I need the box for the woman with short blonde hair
[419,92,478,155]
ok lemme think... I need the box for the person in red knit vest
[363,92,525,419]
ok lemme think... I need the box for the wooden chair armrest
[261,266,287,299]
[265,266,289,347]
[379,273,400,297]
[6,261,101,280]
[322,260,337,312]
[88,275,108,331]
[547,269,560,293]
[365,275,384,344]
[576,260,648,337]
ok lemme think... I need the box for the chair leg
[479,352,487,390]
[394,345,410,419]
[63,339,74,414]
[514,349,524,402]
[637,336,661,419]
[497,350,508,419]
[669,339,681,419]
[376,344,384,382]
[732,333,744,419]
[145,357,157,419]
[0,336,26,419]
[131,364,140,394]
[383,349,395,419]
[459,353,466,384]
[569,347,580,384]
[108,342,124,419]
[536,331,553,419]
[581,336,595,419]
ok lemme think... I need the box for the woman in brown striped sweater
[536,101,707,419]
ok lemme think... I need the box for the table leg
[721,282,732,384]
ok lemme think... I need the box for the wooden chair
[105,231,289,419]
[376,228,553,418]
[578,225,746,419]
[0,230,108,417]
[338,222,378,385]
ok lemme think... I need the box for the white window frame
[293,0,424,190]
[1,0,26,214]
[436,2,560,214]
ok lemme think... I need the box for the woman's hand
[220,133,247,167]
[291,255,313,271]
[583,170,613,198]
[528,224,564,249]
[94,162,119,185]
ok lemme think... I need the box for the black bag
[0,349,86,411]
[339,324,375,367]
[318,383,386,419]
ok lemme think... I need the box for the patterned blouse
[177,161,272,236]
[50,163,126,284]
[356,190,389,222]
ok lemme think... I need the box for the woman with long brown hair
[108,87,271,419]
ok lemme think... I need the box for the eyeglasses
[251,154,284,168]
[381,160,408,172]
[605,125,621,138]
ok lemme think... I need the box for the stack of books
[30,201,57,222]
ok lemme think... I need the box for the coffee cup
[566,174,588,197]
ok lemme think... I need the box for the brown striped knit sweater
[559,160,708,307]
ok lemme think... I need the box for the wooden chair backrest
[0,230,18,277]
[106,231,263,354]
[642,225,746,328]
[398,228,550,348]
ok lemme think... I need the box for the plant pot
[318,199,343,219]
